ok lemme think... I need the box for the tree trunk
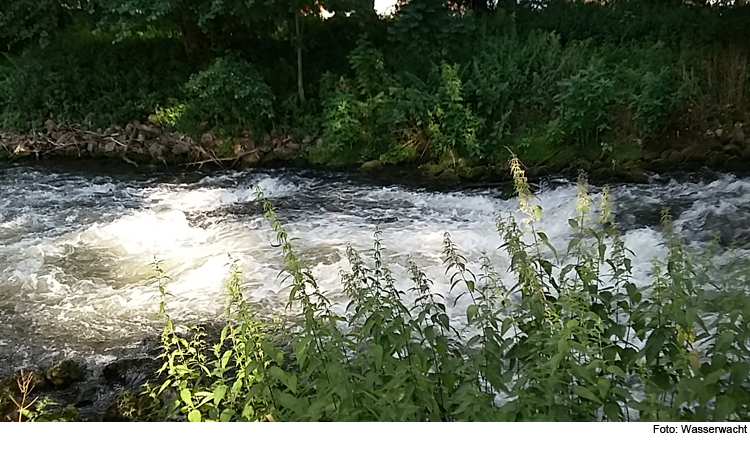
[180,2,209,64]
[296,10,306,104]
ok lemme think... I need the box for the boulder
[680,146,705,164]
[716,128,731,145]
[172,143,190,155]
[273,146,295,161]
[421,163,444,177]
[103,357,159,388]
[201,132,216,148]
[626,168,649,184]
[360,160,383,172]
[730,126,746,149]
[664,149,684,165]
[44,360,85,388]
[463,166,488,181]
[242,150,261,167]
[723,143,741,156]
[438,168,460,183]
[137,124,160,137]
[147,142,164,158]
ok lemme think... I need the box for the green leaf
[467,304,479,322]
[180,389,194,408]
[269,365,286,382]
[573,385,601,403]
[550,353,563,370]
[715,331,735,352]
[188,409,202,422]
[731,361,750,386]
[597,378,611,398]
[220,408,235,422]
[604,402,621,422]
[714,394,735,422]
[643,329,666,364]
[220,350,232,369]
[533,205,542,221]
[704,369,723,386]
[213,384,227,406]
[157,379,171,395]
[371,344,384,369]
[607,365,626,378]
[231,378,243,395]
[242,403,255,420]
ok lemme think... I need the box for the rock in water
[45,360,85,388]
[360,160,383,172]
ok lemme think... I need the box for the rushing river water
[1,163,750,373]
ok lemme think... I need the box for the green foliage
[0,1,749,165]
[430,62,483,159]
[549,59,616,146]
[0,0,69,51]
[387,0,477,73]
[133,160,750,422]
[87,0,181,40]
[133,261,284,422]
[179,55,275,137]
[316,79,366,165]
[518,1,750,49]
[0,31,190,131]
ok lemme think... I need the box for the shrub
[315,79,368,165]
[179,55,275,137]
[0,31,190,131]
[549,59,616,146]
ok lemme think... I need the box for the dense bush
[178,55,276,137]
[549,58,616,145]
[112,159,750,422]
[517,1,750,48]
[0,31,191,131]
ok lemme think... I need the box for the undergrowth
[110,156,750,422]
[2,4,748,168]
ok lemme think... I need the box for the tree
[0,0,69,51]
[87,0,210,62]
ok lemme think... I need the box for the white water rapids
[1,164,749,370]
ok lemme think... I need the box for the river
[1,163,749,374]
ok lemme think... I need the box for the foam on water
[1,164,750,369]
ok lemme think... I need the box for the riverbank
[3,118,750,186]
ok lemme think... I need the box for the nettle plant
[136,157,750,422]
[549,60,616,146]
